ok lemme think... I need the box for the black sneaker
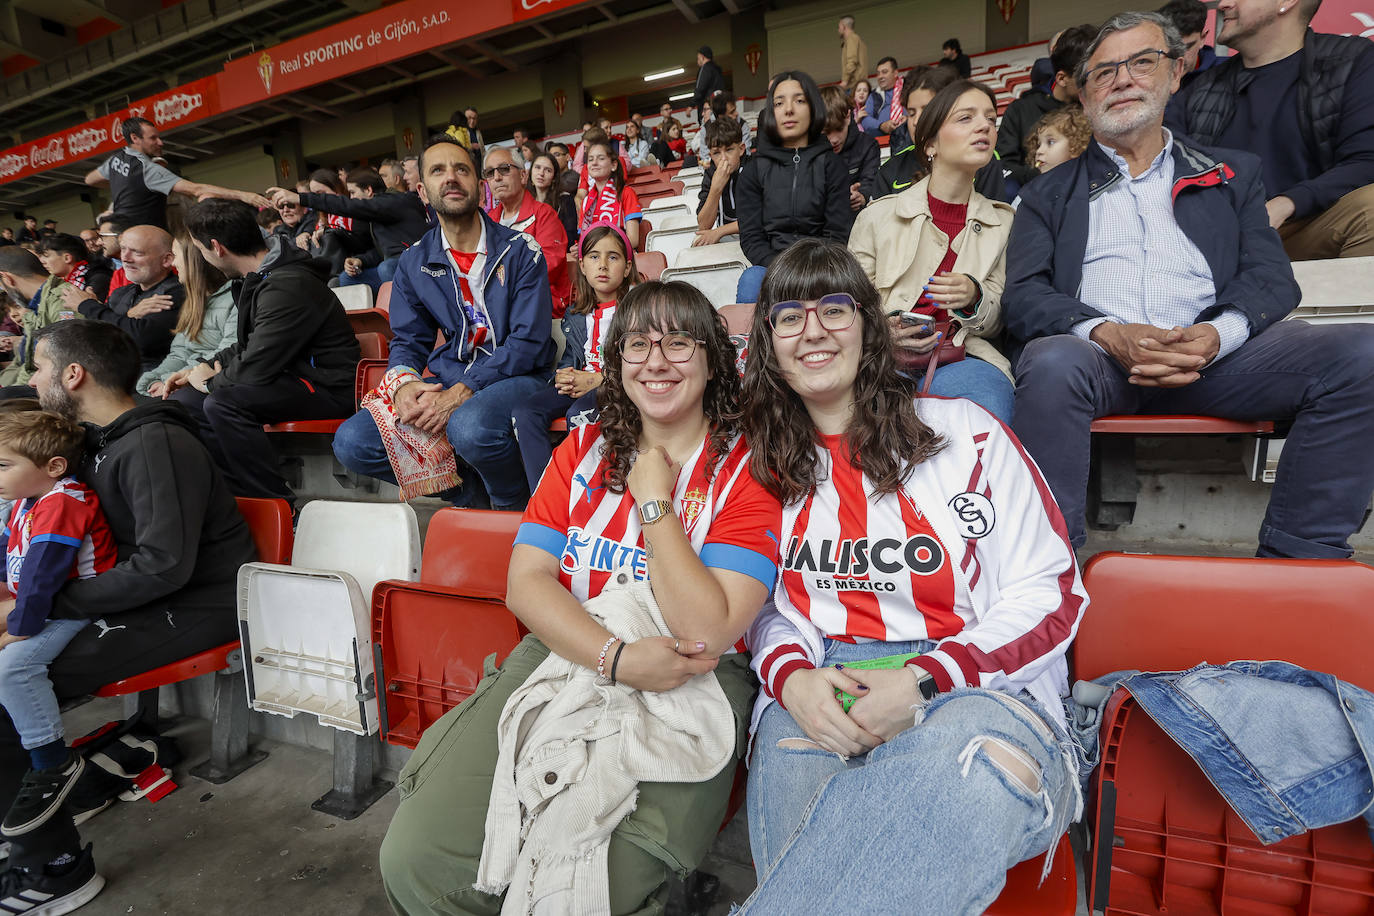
[1,757,84,838]
[0,845,103,915]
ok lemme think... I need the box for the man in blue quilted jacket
[332,136,554,510]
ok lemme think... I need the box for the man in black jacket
[270,167,429,293]
[821,85,880,210]
[2,319,256,911]
[168,199,360,503]
[693,47,726,118]
[69,225,183,370]
[1005,11,1374,560]
[1166,1,1374,259]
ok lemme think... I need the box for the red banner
[219,0,506,110]
[1310,1,1374,38]
[0,76,220,185]
[512,0,592,24]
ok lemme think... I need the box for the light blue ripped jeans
[741,638,1081,915]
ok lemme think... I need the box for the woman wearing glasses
[735,239,1087,913]
[380,280,782,916]
[850,79,1017,422]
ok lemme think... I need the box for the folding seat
[372,508,524,748]
[331,285,374,312]
[661,241,749,308]
[238,501,422,815]
[1076,553,1374,916]
[636,250,668,282]
[646,225,701,268]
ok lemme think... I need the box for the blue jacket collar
[1082,134,1228,201]
[416,209,518,286]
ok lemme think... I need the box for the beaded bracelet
[597,636,619,678]
[610,642,627,685]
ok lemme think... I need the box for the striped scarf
[888,75,905,124]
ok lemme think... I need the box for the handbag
[893,316,966,393]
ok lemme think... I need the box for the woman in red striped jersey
[734,238,1089,913]
[379,281,783,915]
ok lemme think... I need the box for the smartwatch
[911,667,939,701]
[638,499,674,526]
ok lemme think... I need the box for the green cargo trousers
[379,635,756,915]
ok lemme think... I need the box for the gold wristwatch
[638,499,675,525]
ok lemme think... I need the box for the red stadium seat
[346,308,392,340]
[636,218,652,253]
[1076,554,1374,916]
[1089,416,1275,435]
[986,836,1077,915]
[265,333,387,434]
[637,250,667,281]
[355,330,388,361]
[372,509,527,748]
[355,358,387,404]
[94,498,292,782]
[716,303,752,335]
[375,281,393,315]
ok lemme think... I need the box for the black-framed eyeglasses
[768,293,859,338]
[621,330,705,364]
[1084,49,1178,90]
[481,163,518,180]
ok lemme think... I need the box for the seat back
[1076,553,1374,687]
[234,497,293,564]
[355,330,388,361]
[716,302,753,336]
[645,225,700,268]
[419,508,522,596]
[375,281,393,314]
[354,359,387,406]
[636,250,667,282]
[332,285,374,312]
[661,261,746,309]
[293,501,421,598]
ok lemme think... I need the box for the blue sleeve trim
[514,523,567,559]
[30,533,81,547]
[700,543,777,591]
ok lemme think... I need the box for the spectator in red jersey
[577,139,644,250]
[735,239,1085,913]
[484,147,571,316]
[379,280,782,915]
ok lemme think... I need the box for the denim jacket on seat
[1072,661,1374,845]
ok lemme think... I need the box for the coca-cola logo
[29,139,64,168]
[154,92,202,124]
[67,127,106,156]
[0,154,25,178]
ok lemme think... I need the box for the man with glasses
[331,136,555,512]
[268,166,428,294]
[1166,0,1374,260]
[95,219,130,296]
[483,147,570,316]
[1005,11,1374,561]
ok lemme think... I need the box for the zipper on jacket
[790,150,801,218]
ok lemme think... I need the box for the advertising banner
[0,76,220,185]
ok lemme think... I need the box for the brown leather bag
[894,317,965,393]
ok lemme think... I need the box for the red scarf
[581,182,622,230]
[67,261,89,291]
[888,75,905,123]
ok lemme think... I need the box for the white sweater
[476,570,736,915]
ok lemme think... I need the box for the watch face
[640,500,669,523]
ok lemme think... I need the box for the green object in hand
[833,651,924,712]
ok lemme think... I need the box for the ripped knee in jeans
[959,734,1042,795]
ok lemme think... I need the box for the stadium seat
[355,359,387,404]
[1076,553,1374,916]
[345,307,393,340]
[662,243,749,308]
[986,835,1077,916]
[372,508,526,748]
[646,225,701,268]
[636,182,686,206]
[355,330,387,361]
[636,250,667,282]
[635,218,652,253]
[239,501,421,816]
[332,285,374,312]
[375,281,393,315]
[1087,416,1277,530]
[95,497,292,785]
[716,302,751,335]
[653,211,699,231]
[263,332,388,435]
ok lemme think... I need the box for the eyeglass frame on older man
[1082,48,1180,90]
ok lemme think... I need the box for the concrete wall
[765,0,986,85]
[579,14,732,91]
[1028,0,1119,41]
[179,143,276,195]
[4,192,100,234]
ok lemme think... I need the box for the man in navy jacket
[1005,12,1374,560]
[332,136,554,510]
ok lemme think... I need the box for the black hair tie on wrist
[610,641,627,685]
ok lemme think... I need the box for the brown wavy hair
[597,281,740,494]
[740,239,943,505]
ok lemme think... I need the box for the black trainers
[0,757,84,838]
[0,845,103,915]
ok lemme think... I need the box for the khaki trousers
[1280,183,1374,259]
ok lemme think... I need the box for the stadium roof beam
[669,0,698,23]
[428,48,484,79]
[465,39,517,71]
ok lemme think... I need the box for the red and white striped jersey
[516,423,781,604]
[748,397,1088,733]
[781,433,959,643]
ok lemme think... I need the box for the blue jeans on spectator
[511,386,599,493]
[918,357,1015,423]
[0,619,88,749]
[338,255,399,295]
[1011,320,1374,556]
[736,265,767,305]
[742,638,1079,913]
[332,372,550,508]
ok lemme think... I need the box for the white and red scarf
[581,181,622,230]
[67,261,89,291]
[888,75,905,123]
[361,366,460,500]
